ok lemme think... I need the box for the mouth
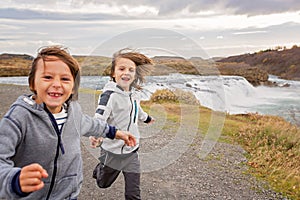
[121,77,130,81]
[48,92,63,97]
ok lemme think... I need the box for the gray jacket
[0,95,113,200]
[95,81,151,154]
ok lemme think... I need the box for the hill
[1,45,300,86]
[217,45,300,81]
[0,53,218,76]
[0,53,33,76]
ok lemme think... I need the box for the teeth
[49,93,61,97]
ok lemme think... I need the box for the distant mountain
[2,46,299,86]
[0,53,33,60]
[0,53,270,86]
[0,53,33,76]
[217,45,300,81]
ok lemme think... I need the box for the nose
[124,69,130,74]
[52,77,62,88]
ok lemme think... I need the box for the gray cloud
[153,0,300,16]
[0,8,125,21]
[224,0,300,15]
[0,38,12,41]
[4,0,300,18]
[91,0,300,16]
[1,1,300,57]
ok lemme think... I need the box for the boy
[0,46,135,199]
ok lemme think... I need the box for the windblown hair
[111,48,153,90]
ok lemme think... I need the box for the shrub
[150,88,199,105]
[150,89,177,103]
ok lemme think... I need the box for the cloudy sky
[1,0,300,58]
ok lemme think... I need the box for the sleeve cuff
[106,125,117,139]
[12,170,30,197]
[144,116,152,123]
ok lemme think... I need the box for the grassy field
[142,89,300,200]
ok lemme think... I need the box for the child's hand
[115,130,136,147]
[19,163,48,193]
[89,136,103,148]
[149,117,155,124]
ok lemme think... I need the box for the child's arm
[115,130,136,147]
[72,101,136,146]
[89,130,136,148]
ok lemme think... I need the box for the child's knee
[97,180,113,188]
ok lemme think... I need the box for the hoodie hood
[103,81,129,95]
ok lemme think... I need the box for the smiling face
[33,56,74,113]
[113,57,136,91]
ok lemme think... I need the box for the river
[0,74,299,124]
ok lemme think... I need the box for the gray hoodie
[0,95,114,200]
[95,81,151,154]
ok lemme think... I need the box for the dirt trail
[0,84,288,200]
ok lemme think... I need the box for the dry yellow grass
[142,89,300,200]
[236,114,300,199]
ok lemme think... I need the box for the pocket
[52,174,78,199]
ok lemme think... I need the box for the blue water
[0,75,299,124]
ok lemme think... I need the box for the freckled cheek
[64,84,75,92]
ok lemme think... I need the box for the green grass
[79,88,101,95]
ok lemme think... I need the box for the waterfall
[143,74,257,114]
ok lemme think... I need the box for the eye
[61,77,71,81]
[129,68,135,72]
[43,75,52,80]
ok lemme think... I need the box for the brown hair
[111,48,153,90]
[28,45,80,101]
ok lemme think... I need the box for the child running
[90,48,155,200]
[0,45,135,200]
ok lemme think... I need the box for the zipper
[127,94,133,131]
[44,105,65,200]
[133,100,137,123]
[123,94,135,154]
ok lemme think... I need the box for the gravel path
[0,84,290,200]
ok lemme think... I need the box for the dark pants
[93,149,141,200]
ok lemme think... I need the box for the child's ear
[29,85,36,94]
